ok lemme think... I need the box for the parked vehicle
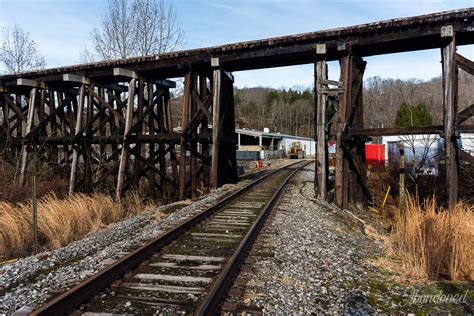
[288,141,305,159]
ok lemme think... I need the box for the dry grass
[0,191,157,259]
[391,195,473,281]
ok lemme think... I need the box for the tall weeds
[392,195,473,281]
[0,192,156,259]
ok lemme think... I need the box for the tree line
[234,87,314,137]
[232,69,473,138]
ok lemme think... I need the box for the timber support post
[211,57,238,188]
[211,60,222,188]
[18,87,37,185]
[315,44,328,200]
[335,47,369,209]
[179,71,192,199]
[116,79,136,200]
[335,54,351,209]
[441,25,459,208]
[69,84,86,195]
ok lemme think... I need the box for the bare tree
[0,24,46,74]
[87,0,185,61]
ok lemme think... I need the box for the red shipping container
[365,144,385,169]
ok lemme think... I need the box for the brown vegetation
[0,192,158,259]
[391,195,473,281]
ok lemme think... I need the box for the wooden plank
[90,90,126,124]
[147,83,157,198]
[134,274,212,283]
[83,86,94,193]
[149,262,221,270]
[179,72,192,199]
[211,68,222,188]
[116,79,136,199]
[457,103,474,124]
[161,254,225,262]
[133,80,145,188]
[68,84,86,194]
[190,73,198,199]
[335,55,351,209]
[317,79,342,87]
[16,78,44,88]
[455,53,474,75]
[18,88,36,185]
[442,32,459,208]
[315,46,328,200]
[459,149,474,165]
[161,89,170,199]
[192,90,213,122]
[122,283,204,294]
[4,95,26,121]
[63,74,91,85]
[3,95,10,130]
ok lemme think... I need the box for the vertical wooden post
[15,93,21,137]
[190,73,198,199]
[3,95,10,134]
[200,75,211,193]
[179,72,192,199]
[69,84,86,195]
[148,83,156,199]
[441,25,459,208]
[335,56,351,209]
[83,87,94,193]
[315,44,328,200]
[49,91,58,163]
[116,79,136,199]
[133,80,145,188]
[211,65,222,188]
[19,88,36,185]
[159,88,169,200]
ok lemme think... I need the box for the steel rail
[195,160,311,315]
[30,160,306,315]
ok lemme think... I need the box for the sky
[0,0,473,89]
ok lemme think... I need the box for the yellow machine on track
[288,141,306,159]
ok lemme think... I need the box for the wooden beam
[455,53,474,75]
[335,55,351,209]
[457,103,474,124]
[148,83,156,199]
[69,84,86,194]
[114,67,142,80]
[211,67,222,188]
[16,78,45,89]
[113,68,176,88]
[441,26,459,208]
[18,88,37,185]
[190,73,198,199]
[200,75,211,194]
[315,44,328,200]
[116,79,136,199]
[90,90,126,124]
[63,74,91,85]
[179,72,192,199]
[4,95,26,121]
[349,126,444,136]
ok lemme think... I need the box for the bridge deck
[0,7,472,84]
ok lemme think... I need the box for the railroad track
[31,160,310,315]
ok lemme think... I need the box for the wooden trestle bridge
[0,8,473,208]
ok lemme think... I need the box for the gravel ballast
[224,163,473,314]
[1,161,471,315]
[0,182,248,315]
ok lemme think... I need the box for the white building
[236,127,315,159]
